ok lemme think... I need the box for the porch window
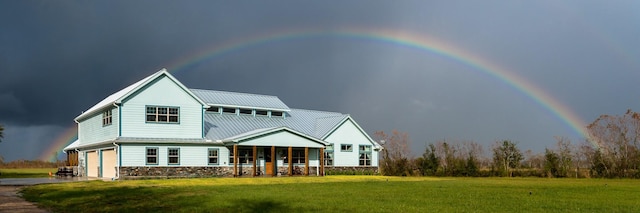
[208,148,219,165]
[341,144,353,152]
[359,145,372,166]
[168,148,180,165]
[324,144,334,166]
[146,106,179,123]
[292,149,305,164]
[146,147,158,165]
[230,149,253,164]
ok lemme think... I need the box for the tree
[416,143,439,176]
[374,130,413,176]
[554,136,573,177]
[544,148,560,177]
[587,109,640,177]
[0,123,3,143]
[492,140,523,177]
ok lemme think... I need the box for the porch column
[233,144,238,177]
[252,146,257,177]
[320,147,324,176]
[288,146,293,176]
[271,146,276,177]
[304,147,309,176]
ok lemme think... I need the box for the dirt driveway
[0,186,48,213]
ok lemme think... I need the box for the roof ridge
[189,88,280,98]
[290,108,343,114]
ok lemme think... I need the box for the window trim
[340,144,353,152]
[167,147,180,165]
[208,148,219,165]
[291,149,305,164]
[145,106,180,124]
[359,145,372,166]
[324,149,334,166]
[146,147,159,165]
[102,109,113,126]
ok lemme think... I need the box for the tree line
[376,109,640,178]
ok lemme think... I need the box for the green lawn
[21,176,640,212]
[0,168,57,178]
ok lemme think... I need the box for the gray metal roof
[190,89,290,111]
[204,108,347,141]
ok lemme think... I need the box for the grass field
[0,168,57,178]
[21,176,640,212]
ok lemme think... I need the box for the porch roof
[221,127,328,148]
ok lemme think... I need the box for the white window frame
[208,148,219,165]
[102,110,112,126]
[359,145,372,166]
[168,148,180,165]
[340,144,353,152]
[146,147,158,165]
[146,106,179,123]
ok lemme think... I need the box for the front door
[264,148,273,175]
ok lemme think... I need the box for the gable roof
[190,89,290,111]
[75,69,207,121]
[219,126,328,146]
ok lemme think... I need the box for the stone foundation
[324,166,379,175]
[118,166,324,178]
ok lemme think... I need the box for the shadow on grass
[224,198,291,213]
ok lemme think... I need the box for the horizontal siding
[238,131,324,148]
[120,144,230,167]
[120,76,203,138]
[78,107,118,145]
[324,119,378,167]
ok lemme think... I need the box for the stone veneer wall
[119,166,323,178]
[324,166,379,175]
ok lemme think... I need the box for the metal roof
[190,89,290,111]
[204,108,347,141]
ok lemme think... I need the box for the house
[63,69,381,179]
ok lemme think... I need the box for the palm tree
[0,124,3,142]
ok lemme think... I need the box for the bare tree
[374,130,413,176]
[587,109,640,177]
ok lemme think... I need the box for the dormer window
[239,108,252,115]
[222,107,236,114]
[271,111,283,117]
[206,107,220,113]
[255,110,268,116]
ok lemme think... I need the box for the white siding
[120,144,231,167]
[238,131,325,148]
[324,119,379,167]
[120,76,203,138]
[78,107,118,145]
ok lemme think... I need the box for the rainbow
[39,124,77,162]
[165,28,590,142]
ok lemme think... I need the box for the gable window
[340,144,353,152]
[102,110,112,126]
[324,144,334,166]
[359,145,372,166]
[146,106,179,123]
[146,147,158,165]
[208,148,219,165]
[168,148,180,165]
[222,107,236,114]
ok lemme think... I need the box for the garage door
[87,151,98,177]
[101,149,117,178]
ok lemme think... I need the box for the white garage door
[87,151,98,177]
[101,149,117,178]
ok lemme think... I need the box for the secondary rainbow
[165,28,589,142]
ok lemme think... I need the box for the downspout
[113,142,120,180]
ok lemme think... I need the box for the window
[102,110,112,126]
[359,145,372,166]
[271,111,283,117]
[239,108,252,115]
[168,148,180,165]
[230,149,253,164]
[208,148,219,165]
[292,149,305,164]
[146,147,158,165]
[146,106,179,123]
[255,110,268,116]
[341,144,353,152]
[207,107,220,113]
[222,107,236,114]
[324,145,334,166]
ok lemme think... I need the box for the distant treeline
[377,109,640,179]
[0,159,65,169]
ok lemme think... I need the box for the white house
[63,69,381,179]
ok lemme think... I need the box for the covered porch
[221,127,328,177]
